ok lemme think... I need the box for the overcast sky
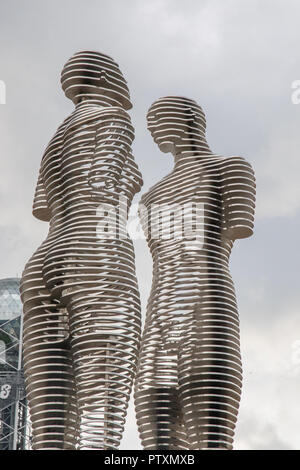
[1,0,300,450]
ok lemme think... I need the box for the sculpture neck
[75,94,123,109]
[173,134,214,167]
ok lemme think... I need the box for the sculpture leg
[68,291,139,450]
[178,313,242,450]
[135,344,189,449]
[22,285,78,449]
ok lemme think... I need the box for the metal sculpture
[134,96,256,450]
[20,51,142,450]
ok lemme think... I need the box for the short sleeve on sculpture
[221,157,256,240]
[32,171,51,222]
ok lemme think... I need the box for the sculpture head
[147,96,207,155]
[61,50,132,109]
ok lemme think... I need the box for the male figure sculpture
[134,96,256,450]
[20,51,142,450]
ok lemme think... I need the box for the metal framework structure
[135,96,256,450]
[20,51,142,450]
[0,278,30,450]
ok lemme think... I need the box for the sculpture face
[61,50,132,109]
[147,96,207,154]
[147,105,181,153]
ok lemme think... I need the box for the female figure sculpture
[21,51,142,450]
[134,96,256,450]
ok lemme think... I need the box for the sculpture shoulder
[65,105,133,134]
[94,107,134,131]
[43,114,71,149]
[96,106,131,120]
[139,174,172,208]
[219,155,255,179]
[73,105,130,122]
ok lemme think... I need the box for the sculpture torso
[36,103,142,303]
[138,153,255,347]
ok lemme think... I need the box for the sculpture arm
[88,108,134,192]
[32,170,51,222]
[221,156,256,240]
